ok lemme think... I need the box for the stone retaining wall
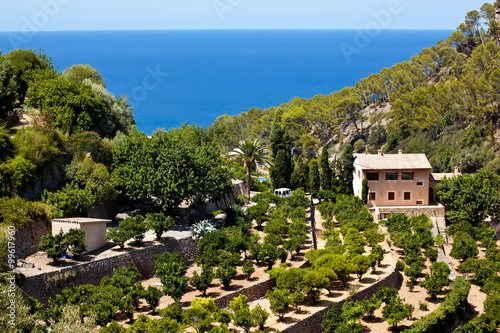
[20,235,199,304]
[214,260,310,309]
[282,264,403,333]
[14,220,51,260]
[215,279,275,309]
[377,206,445,220]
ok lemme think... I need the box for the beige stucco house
[353,150,433,207]
[52,218,110,253]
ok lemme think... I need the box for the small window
[367,172,379,181]
[358,170,360,177]
[417,181,424,186]
[416,200,423,205]
[388,192,395,200]
[404,192,411,200]
[386,172,399,181]
[369,192,376,200]
[402,172,414,180]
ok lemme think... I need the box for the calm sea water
[0,30,452,134]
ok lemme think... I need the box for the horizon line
[0,28,456,33]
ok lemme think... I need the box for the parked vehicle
[274,188,292,198]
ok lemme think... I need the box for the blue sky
[0,0,490,31]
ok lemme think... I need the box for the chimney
[454,166,459,175]
[378,149,383,156]
[398,149,403,155]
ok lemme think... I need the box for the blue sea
[0,30,452,134]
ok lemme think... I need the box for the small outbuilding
[51,218,110,253]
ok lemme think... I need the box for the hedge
[403,277,470,333]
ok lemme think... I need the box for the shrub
[242,260,255,280]
[419,302,428,311]
[104,227,131,249]
[154,252,188,302]
[0,197,50,228]
[450,231,479,261]
[189,265,214,296]
[42,184,95,218]
[38,229,87,264]
[265,288,289,320]
[146,212,174,239]
[246,203,268,229]
[216,263,237,289]
[121,215,147,244]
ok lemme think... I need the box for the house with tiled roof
[353,149,433,207]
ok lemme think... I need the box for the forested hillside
[210,1,500,174]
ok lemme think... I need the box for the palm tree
[230,139,271,203]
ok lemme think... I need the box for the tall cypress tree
[320,146,332,191]
[291,156,302,190]
[337,143,354,195]
[270,149,292,189]
[269,122,293,189]
[309,159,320,195]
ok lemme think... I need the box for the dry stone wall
[281,265,403,333]
[378,206,445,220]
[14,220,51,260]
[20,235,199,304]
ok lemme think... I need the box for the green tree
[270,149,292,189]
[320,146,332,191]
[114,127,232,212]
[230,294,254,333]
[246,203,267,229]
[301,270,329,304]
[104,226,131,249]
[309,159,320,195]
[62,64,106,86]
[3,48,50,99]
[61,228,87,258]
[145,286,163,313]
[351,255,371,281]
[450,231,479,261]
[0,59,17,118]
[436,169,500,226]
[216,263,237,289]
[229,138,271,203]
[146,212,174,239]
[38,231,64,264]
[382,296,414,329]
[68,131,113,165]
[258,242,280,270]
[361,177,369,203]
[42,184,95,218]
[251,303,269,330]
[190,265,214,296]
[322,305,342,333]
[155,252,188,302]
[337,143,354,195]
[265,288,289,320]
[291,156,309,190]
[421,261,451,298]
[119,215,147,244]
[242,260,255,279]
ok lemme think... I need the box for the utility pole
[310,195,317,250]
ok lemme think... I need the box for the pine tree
[270,122,291,158]
[320,146,332,191]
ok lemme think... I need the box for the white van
[274,188,292,198]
